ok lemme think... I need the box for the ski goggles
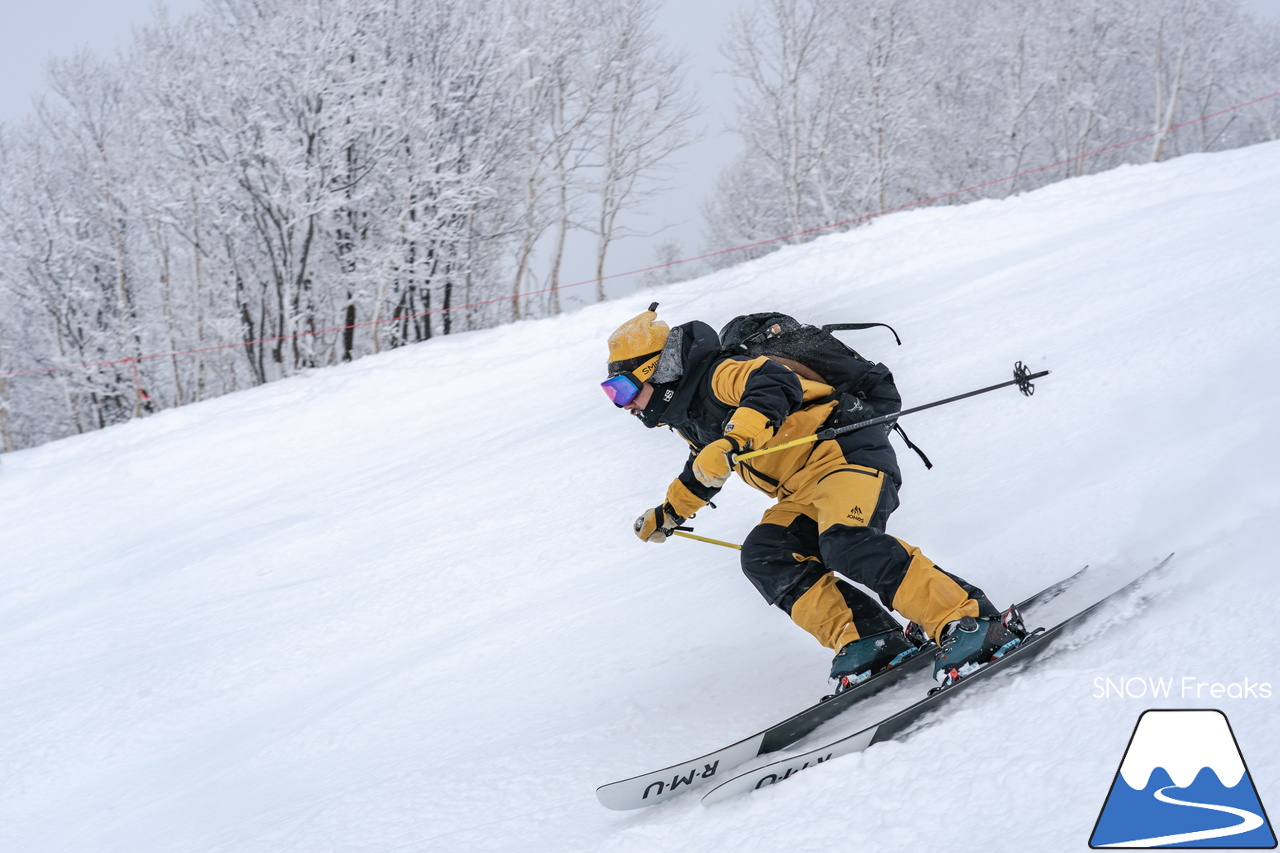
[601,373,642,407]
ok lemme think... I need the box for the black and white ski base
[595,565,1089,810]
[699,554,1174,806]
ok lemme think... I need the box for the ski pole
[734,361,1049,464]
[672,528,742,550]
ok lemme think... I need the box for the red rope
[4,89,1278,380]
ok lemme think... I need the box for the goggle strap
[607,350,662,377]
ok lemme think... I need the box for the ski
[699,554,1174,806]
[595,565,1089,810]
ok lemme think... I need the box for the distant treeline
[704,0,1280,263]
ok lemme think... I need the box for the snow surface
[2,141,1279,852]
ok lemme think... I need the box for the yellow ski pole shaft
[733,432,819,462]
[672,529,742,550]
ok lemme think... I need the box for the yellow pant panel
[790,573,863,651]
[762,457,884,535]
[809,465,885,534]
[890,541,980,641]
[755,447,984,649]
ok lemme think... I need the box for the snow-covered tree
[0,0,697,450]
[706,0,1280,264]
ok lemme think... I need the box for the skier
[601,304,1021,689]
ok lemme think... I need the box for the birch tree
[588,0,698,301]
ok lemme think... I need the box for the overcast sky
[1,0,1276,297]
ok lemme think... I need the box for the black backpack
[718,312,931,468]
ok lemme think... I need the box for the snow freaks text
[1092,677,1273,700]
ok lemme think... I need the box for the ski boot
[931,605,1028,691]
[829,628,922,695]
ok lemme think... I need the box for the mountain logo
[1090,709,1276,848]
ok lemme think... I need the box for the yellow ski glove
[692,437,739,488]
[692,407,775,488]
[724,406,774,449]
[634,502,683,543]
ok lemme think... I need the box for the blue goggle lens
[601,374,641,407]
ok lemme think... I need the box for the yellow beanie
[606,302,670,383]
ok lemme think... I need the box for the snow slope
[2,141,1279,853]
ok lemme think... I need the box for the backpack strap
[820,322,902,346]
[892,422,933,470]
